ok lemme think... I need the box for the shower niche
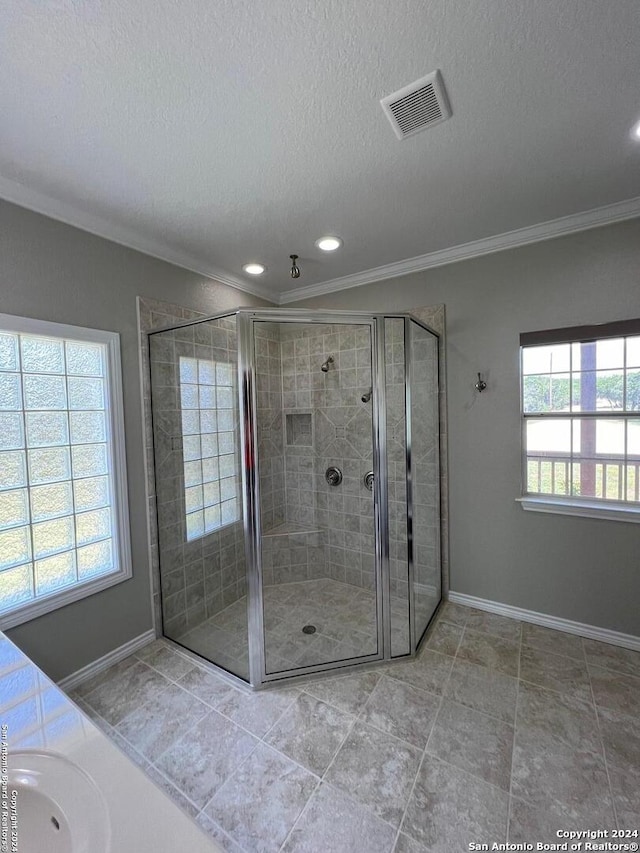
[149,310,441,687]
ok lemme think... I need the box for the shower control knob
[364,471,374,492]
[325,466,343,486]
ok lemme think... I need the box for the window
[179,356,240,540]
[0,313,131,628]
[520,319,640,521]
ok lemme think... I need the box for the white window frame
[518,318,640,524]
[0,313,132,629]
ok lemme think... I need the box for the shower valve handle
[325,466,343,486]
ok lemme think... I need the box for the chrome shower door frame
[238,309,387,687]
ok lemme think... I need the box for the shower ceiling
[1,1,639,300]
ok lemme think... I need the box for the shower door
[246,316,383,680]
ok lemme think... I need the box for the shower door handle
[364,471,374,492]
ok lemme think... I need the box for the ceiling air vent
[380,70,451,140]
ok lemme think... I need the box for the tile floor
[69,602,640,852]
[175,578,438,680]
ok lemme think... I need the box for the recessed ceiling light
[243,263,266,275]
[315,236,343,252]
[632,120,640,140]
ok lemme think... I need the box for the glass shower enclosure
[149,309,441,687]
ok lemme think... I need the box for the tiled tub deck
[69,604,640,853]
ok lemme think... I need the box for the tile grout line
[584,636,620,833]
[393,617,463,849]
[505,620,523,843]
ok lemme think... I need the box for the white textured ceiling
[1,1,640,300]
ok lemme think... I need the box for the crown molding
[279,195,640,304]
[0,175,273,301]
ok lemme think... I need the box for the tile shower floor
[70,602,640,853]
[174,578,439,679]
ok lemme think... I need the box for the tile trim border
[57,629,156,692]
[447,591,640,652]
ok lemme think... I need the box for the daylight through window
[0,314,130,626]
[521,320,640,505]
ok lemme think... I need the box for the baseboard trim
[447,591,640,652]
[57,629,156,692]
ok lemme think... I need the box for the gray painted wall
[298,219,640,637]
[0,199,271,680]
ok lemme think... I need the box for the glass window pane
[0,413,24,450]
[218,432,234,455]
[76,508,111,546]
[216,363,233,386]
[0,490,29,530]
[523,374,571,413]
[25,412,69,447]
[23,375,66,410]
[35,552,76,595]
[28,447,71,485]
[77,539,113,580]
[572,370,624,412]
[199,385,215,408]
[73,476,110,512]
[0,564,33,611]
[32,516,75,559]
[626,370,640,411]
[595,338,624,370]
[179,358,198,383]
[522,344,570,375]
[0,334,19,371]
[0,451,27,491]
[628,418,640,458]
[183,460,202,487]
[220,499,237,525]
[182,435,201,461]
[20,337,65,374]
[198,360,215,384]
[67,377,105,410]
[0,374,22,410]
[200,410,216,432]
[186,511,204,540]
[220,476,236,501]
[204,504,220,531]
[65,342,103,376]
[180,385,198,409]
[0,526,31,569]
[216,387,234,408]
[202,457,219,483]
[30,482,74,521]
[71,444,108,478]
[627,336,640,368]
[201,434,218,458]
[68,411,107,444]
[185,486,204,513]
[526,419,571,455]
[219,454,235,478]
[203,480,219,507]
[181,409,199,435]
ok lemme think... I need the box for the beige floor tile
[359,675,440,749]
[205,743,317,853]
[589,664,640,716]
[516,680,600,752]
[520,645,591,702]
[465,609,522,642]
[302,670,381,715]
[282,782,397,853]
[457,628,519,677]
[583,638,640,677]
[402,755,509,853]
[521,623,584,660]
[427,699,514,790]
[445,658,517,722]
[325,721,422,827]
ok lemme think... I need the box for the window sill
[517,496,640,524]
[0,566,131,631]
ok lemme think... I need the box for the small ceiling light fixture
[315,236,343,252]
[290,254,301,279]
[243,263,266,275]
[632,120,640,140]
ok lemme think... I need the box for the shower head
[361,386,372,403]
[321,356,334,373]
